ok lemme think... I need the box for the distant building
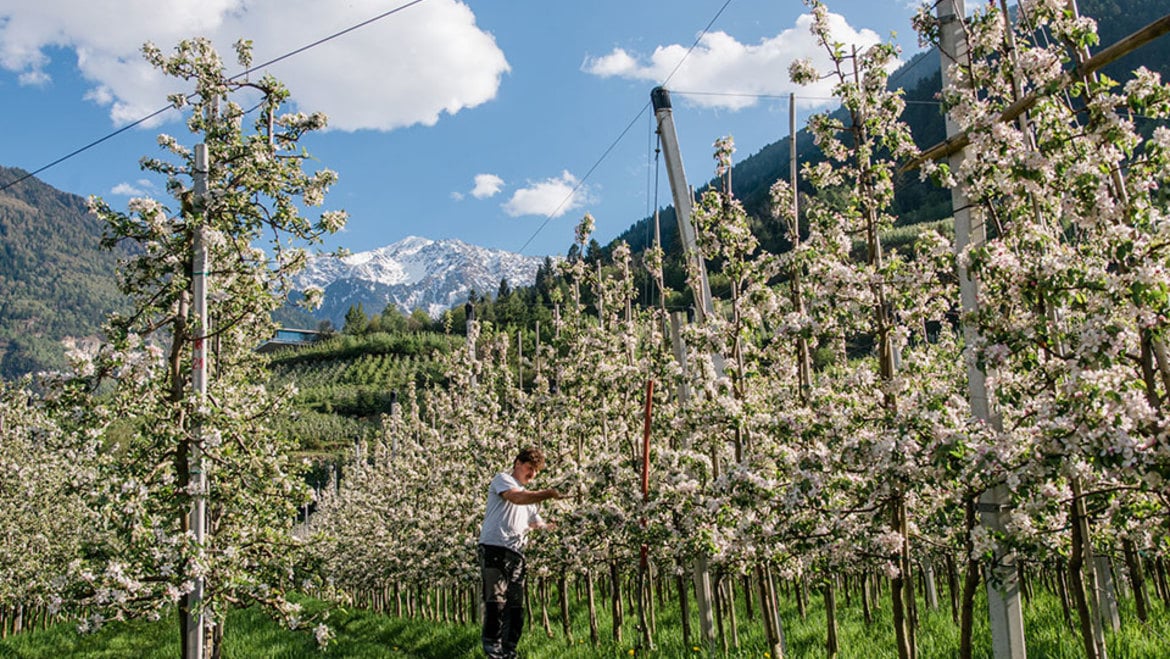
[257,328,326,354]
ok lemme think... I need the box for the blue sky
[0,0,923,259]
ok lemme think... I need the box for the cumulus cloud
[111,178,160,196]
[502,171,586,219]
[0,0,510,131]
[471,173,504,199]
[111,182,146,196]
[582,11,889,110]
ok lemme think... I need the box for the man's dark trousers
[479,544,525,659]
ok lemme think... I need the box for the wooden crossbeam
[903,13,1170,173]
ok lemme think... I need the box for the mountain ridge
[297,235,544,326]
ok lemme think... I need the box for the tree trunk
[1069,480,1105,659]
[714,575,727,654]
[1057,559,1075,631]
[907,558,920,654]
[558,574,573,643]
[676,571,691,648]
[945,554,960,625]
[657,570,665,608]
[727,577,739,648]
[890,498,913,659]
[610,561,623,643]
[1155,556,1170,607]
[1020,564,1032,603]
[648,564,657,636]
[1123,538,1151,622]
[469,586,476,626]
[757,564,785,659]
[825,578,839,657]
[743,574,755,620]
[862,571,874,626]
[637,562,654,651]
[586,570,600,646]
[539,577,552,637]
[208,617,224,659]
[959,497,979,659]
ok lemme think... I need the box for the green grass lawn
[2,584,1168,658]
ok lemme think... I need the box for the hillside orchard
[2,2,1170,658]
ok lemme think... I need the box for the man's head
[511,446,546,485]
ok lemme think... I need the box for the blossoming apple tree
[64,36,346,657]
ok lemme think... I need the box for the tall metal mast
[651,86,719,651]
[651,87,714,322]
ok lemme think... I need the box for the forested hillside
[1093,0,1170,81]
[0,167,125,378]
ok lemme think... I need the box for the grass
[2,582,1169,658]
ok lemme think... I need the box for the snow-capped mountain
[298,236,544,325]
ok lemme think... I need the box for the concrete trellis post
[935,2,1027,657]
[185,142,209,659]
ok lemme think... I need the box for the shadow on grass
[323,607,480,658]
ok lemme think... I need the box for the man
[478,446,562,659]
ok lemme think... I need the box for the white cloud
[111,178,156,196]
[471,173,504,199]
[111,182,145,196]
[502,171,586,219]
[17,70,50,86]
[582,11,889,110]
[0,0,510,131]
[583,49,638,77]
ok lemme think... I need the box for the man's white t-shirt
[478,471,544,553]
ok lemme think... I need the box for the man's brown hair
[515,446,546,470]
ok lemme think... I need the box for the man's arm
[500,488,561,505]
